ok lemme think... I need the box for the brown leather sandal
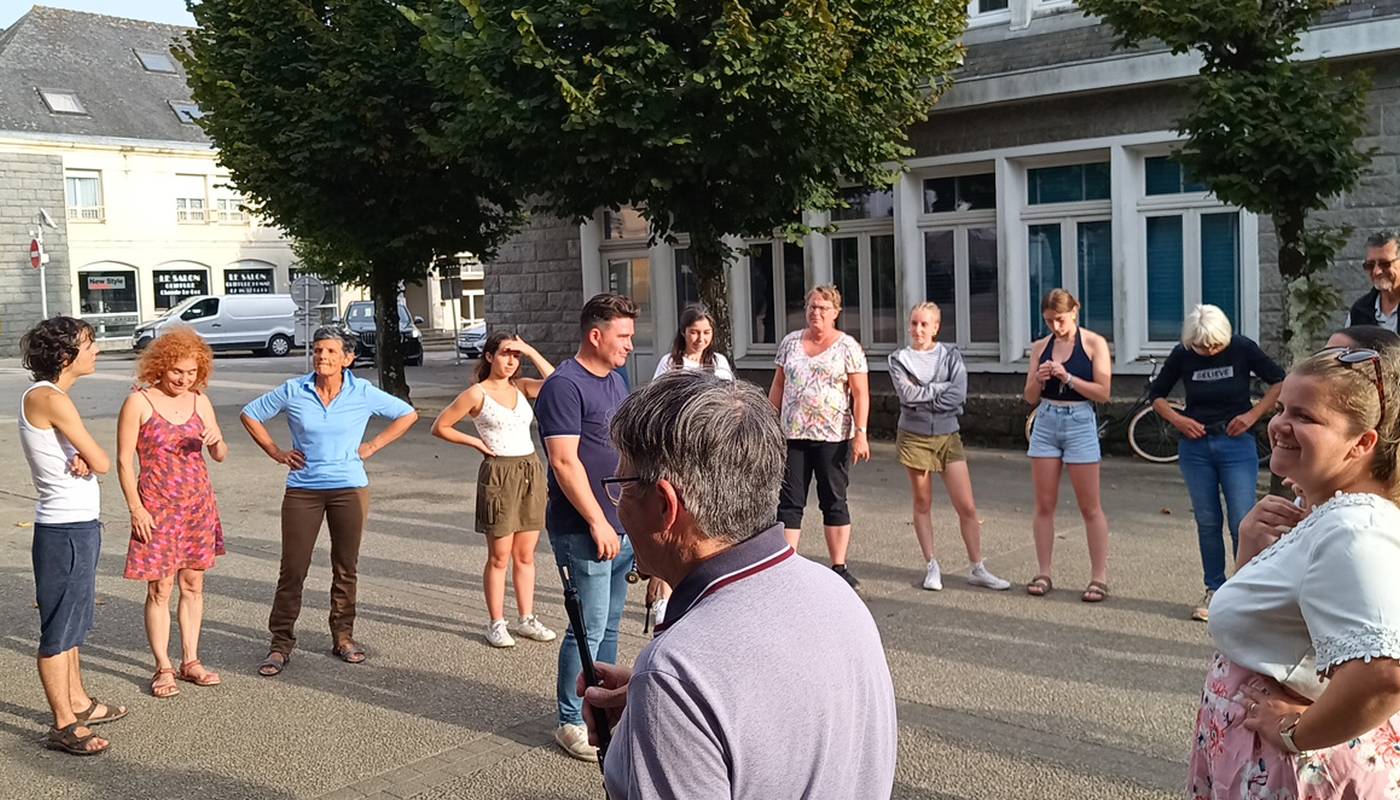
[177,659,221,687]
[1025,575,1053,597]
[1081,581,1109,603]
[332,640,366,664]
[151,668,180,698]
[75,698,129,724]
[46,722,108,756]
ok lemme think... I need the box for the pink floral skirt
[1188,653,1400,799]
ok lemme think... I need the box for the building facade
[483,0,1400,440]
[0,6,478,355]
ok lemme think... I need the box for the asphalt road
[0,350,1213,799]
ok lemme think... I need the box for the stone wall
[483,212,584,371]
[0,152,70,357]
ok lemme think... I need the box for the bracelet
[1279,713,1306,754]
[1065,374,1075,390]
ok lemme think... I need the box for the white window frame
[740,236,811,356]
[967,0,1011,27]
[175,175,208,224]
[826,210,900,355]
[38,89,85,115]
[64,170,104,222]
[914,164,1000,356]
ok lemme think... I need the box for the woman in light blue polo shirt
[240,326,417,676]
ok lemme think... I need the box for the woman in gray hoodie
[888,302,1010,592]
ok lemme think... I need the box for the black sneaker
[832,564,861,591]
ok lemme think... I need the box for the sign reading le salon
[152,270,209,309]
[225,269,274,295]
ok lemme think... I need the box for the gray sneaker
[968,562,1012,591]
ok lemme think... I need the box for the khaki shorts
[896,430,967,473]
[475,454,546,537]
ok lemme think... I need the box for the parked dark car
[341,300,424,367]
[457,323,487,358]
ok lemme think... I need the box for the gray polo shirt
[602,525,898,799]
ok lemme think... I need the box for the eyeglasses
[1315,346,1386,423]
[602,476,641,506]
[1364,258,1397,272]
[806,304,835,313]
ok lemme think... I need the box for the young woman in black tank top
[1022,289,1114,603]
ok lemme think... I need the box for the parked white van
[132,294,299,356]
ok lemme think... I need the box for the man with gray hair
[1346,230,1400,332]
[582,370,897,799]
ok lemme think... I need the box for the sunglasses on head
[1314,346,1386,423]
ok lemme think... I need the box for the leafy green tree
[1077,0,1372,362]
[407,0,968,351]
[178,0,522,398]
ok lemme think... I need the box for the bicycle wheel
[1127,401,1184,463]
[1024,408,1037,444]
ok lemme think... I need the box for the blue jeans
[1178,434,1259,591]
[550,530,634,727]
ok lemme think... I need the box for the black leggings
[777,439,852,528]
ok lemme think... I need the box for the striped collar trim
[653,524,792,634]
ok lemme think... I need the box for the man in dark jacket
[1346,230,1400,332]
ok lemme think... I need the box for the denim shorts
[32,519,102,657]
[1027,401,1101,464]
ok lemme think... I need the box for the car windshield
[346,302,414,326]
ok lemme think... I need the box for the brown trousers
[268,488,370,655]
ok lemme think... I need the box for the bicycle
[1022,357,1273,465]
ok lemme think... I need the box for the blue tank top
[1038,330,1093,402]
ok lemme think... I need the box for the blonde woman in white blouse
[1188,345,1400,798]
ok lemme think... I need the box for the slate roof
[0,6,207,145]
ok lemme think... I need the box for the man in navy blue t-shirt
[535,293,637,762]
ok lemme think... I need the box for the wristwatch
[855,426,868,435]
[1279,713,1306,754]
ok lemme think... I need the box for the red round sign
[30,239,41,269]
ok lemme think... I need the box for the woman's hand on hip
[1171,413,1206,440]
[1226,412,1257,438]
[1240,677,1310,752]
[273,448,306,470]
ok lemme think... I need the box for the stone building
[483,0,1400,441]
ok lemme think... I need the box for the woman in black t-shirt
[1147,304,1285,623]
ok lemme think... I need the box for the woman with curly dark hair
[116,327,227,698]
[18,317,127,755]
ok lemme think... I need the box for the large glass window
[967,226,1000,344]
[603,206,649,240]
[65,171,103,221]
[923,173,995,214]
[924,230,957,341]
[1028,224,1063,340]
[674,248,700,309]
[607,256,654,352]
[175,175,207,223]
[918,169,1000,351]
[831,186,895,222]
[1077,221,1114,338]
[1146,215,1185,341]
[78,266,139,339]
[1027,163,1110,205]
[832,237,862,337]
[1145,156,1208,196]
[746,241,806,345]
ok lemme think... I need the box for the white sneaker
[968,562,1012,591]
[484,619,516,648]
[510,615,557,642]
[922,559,943,591]
[554,723,598,762]
[652,597,669,627]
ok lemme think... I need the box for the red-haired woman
[117,327,226,698]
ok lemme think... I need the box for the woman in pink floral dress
[117,328,226,699]
[1189,346,1400,799]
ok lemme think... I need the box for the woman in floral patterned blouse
[767,285,870,591]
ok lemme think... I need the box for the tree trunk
[690,233,732,357]
[370,266,411,401]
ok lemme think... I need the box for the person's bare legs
[177,569,212,677]
[906,467,936,562]
[145,576,175,672]
[1066,463,1110,584]
[941,461,983,565]
[68,648,92,714]
[1031,457,1064,578]
[824,525,851,566]
[484,534,512,622]
[38,649,106,751]
[510,531,539,619]
[783,528,801,549]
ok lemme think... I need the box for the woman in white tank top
[18,317,125,756]
[432,332,559,648]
